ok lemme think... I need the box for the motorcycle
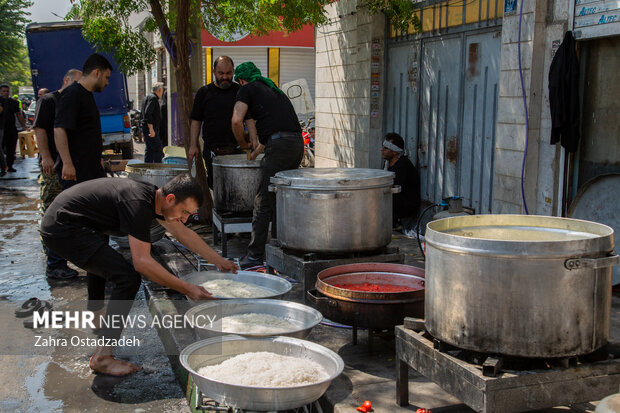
[129,109,142,143]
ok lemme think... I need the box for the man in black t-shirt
[41,174,238,376]
[0,84,27,172]
[381,133,420,230]
[232,62,304,269]
[140,81,164,163]
[33,68,82,280]
[54,53,112,189]
[188,56,253,188]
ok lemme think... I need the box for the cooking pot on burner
[307,263,425,329]
[269,168,400,252]
[425,214,619,358]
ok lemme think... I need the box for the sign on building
[571,0,620,39]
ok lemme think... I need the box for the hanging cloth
[548,31,580,153]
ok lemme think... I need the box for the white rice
[220,313,298,334]
[201,279,273,298]
[197,351,329,387]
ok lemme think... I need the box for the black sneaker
[7,167,16,172]
[239,255,264,270]
[46,266,79,280]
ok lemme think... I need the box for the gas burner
[265,241,405,297]
[395,321,620,412]
[195,388,324,413]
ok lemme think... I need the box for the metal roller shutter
[211,47,268,79]
[280,48,315,100]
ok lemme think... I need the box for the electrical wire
[164,235,198,271]
[518,0,530,214]
[415,203,438,259]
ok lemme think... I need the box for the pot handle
[270,177,291,186]
[307,289,338,307]
[309,192,337,200]
[268,184,277,193]
[564,254,620,270]
[389,185,402,194]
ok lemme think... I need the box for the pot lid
[212,153,263,167]
[271,168,394,189]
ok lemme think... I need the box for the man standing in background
[33,68,82,280]
[0,84,27,173]
[140,82,164,163]
[188,56,254,188]
[54,53,112,189]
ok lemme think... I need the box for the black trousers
[247,134,304,258]
[42,230,142,341]
[3,129,18,168]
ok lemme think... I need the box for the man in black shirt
[54,53,112,189]
[140,81,164,163]
[0,95,7,176]
[41,174,238,376]
[232,62,304,269]
[0,84,28,172]
[33,68,82,279]
[188,56,253,188]
[381,133,420,230]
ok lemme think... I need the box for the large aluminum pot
[180,335,344,411]
[425,214,619,358]
[125,163,188,188]
[213,154,262,213]
[269,168,400,252]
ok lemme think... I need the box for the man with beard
[41,174,238,376]
[188,56,256,188]
[54,53,112,190]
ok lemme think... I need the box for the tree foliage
[0,0,33,85]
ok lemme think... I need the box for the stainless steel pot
[269,168,400,252]
[184,299,323,339]
[425,214,619,358]
[213,154,262,213]
[125,163,188,188]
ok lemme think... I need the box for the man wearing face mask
[188,56,256,188]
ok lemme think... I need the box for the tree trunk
[175,0,213,223]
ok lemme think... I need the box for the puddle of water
[24,361,64,412]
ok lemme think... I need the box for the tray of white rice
[182,270,292,304]
[184,299,323,339]
[180,335,344,411]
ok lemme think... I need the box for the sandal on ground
[15,297,42,318]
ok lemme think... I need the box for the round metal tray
[182,270,292,305]
[184,299,323,339]
[180,335,344,411]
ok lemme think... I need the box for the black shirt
[41,178,158,243]
[140,93,161,131]
[190,82,240,150]
[33,90,61,162]
[2,97,21,134]
[235,81,301,145]
[388,156,421,221]
[54,82,105,181]
[0,96,7,132]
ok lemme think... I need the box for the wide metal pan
[184,299,323,339]
[180,335,344,412]
[181,270,292,305]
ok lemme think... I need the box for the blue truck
[26,21,133,158]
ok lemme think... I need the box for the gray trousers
[247,134,304,258]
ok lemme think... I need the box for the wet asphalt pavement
[0,154,189,412]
